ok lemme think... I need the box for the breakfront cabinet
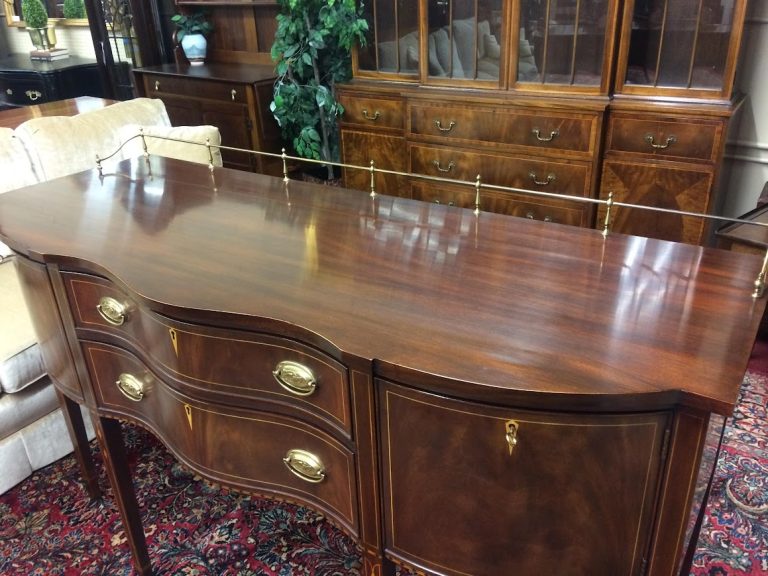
[339,0,749,244]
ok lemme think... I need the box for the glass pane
[625,0,734,90]
[427,0,503,81]
[519,0,609,87]
[358,0,419,74]
[358,0,378,70]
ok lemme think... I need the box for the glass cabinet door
[357,0,420,77]
[425,0,504,83]
[515,0,615,93]
[617,0,745,98]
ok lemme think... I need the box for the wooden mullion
[569,0,583,85]
[541,0,553,83]
[653,0,671,87]
[687,0,706,88]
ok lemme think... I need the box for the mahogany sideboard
[0,157,764,576]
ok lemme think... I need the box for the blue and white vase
[181,33,207,66]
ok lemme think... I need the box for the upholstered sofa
[0,97,223,494]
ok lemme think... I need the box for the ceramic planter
[181,33,207,66]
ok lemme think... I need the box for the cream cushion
[14,97,171,181]
[0,128,39,258]
[117,123,224,167]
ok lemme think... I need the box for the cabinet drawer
[408,102,598,155]
[411,181,592,227]
[141,73,248,104]
[337,92,404,131]
[0,75,48,105]
[378,380,668,576]
[62,273,351,435]
[606,113,722,162]
[83,341,358,534]
[341,129,409,197]
[410,144,592,198]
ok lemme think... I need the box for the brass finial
[474,174,482,216]
[282,148,289,183]
[753,248,768,298]
[139,127,149,159]
[369,160,376,197]
[602,190,614,238]
[206,137,214,172]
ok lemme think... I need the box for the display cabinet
[341,0,750,245]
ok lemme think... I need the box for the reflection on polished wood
[0,157,764,576]
[0,96,113,129]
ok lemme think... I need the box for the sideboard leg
[56,389,101,499]
[94,415,153,576]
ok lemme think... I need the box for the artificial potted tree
[172,10,213,66]
[21,0,55,50]
[62,0,87,19]
[270,0,367,180]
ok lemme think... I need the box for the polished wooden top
[716,204,768,249]
[133,62,276,84]
[0,158,763,414]
[0,96,113,129]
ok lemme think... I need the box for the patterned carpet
[1,373,767,575]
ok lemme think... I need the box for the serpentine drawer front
[63,273,352,436]
[82,341,359,534]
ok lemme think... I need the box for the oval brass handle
[532,128,559,142]
[273,360,317,396]
[283,449,326,483]
[25,90,42,101]
[529,172,556,186]
[154,80,160,91]
[231,88,237,101]
[432,160,455,173]
[645,134,676,149]
[543,215,553,223]
[116,373,145,402]
[96,296,128,326]
[434,120,456,133]
[505,420,519,455]
[362,109,380,121]
[525,211,535,219]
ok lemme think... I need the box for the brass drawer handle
[283,449,326,483]
[505,420,519,455]
[25,90,42,101]
[433,199,455,206]
[116,373,145,402]
[362,109,380,121]
[96,296,128,326]
[273,360,317,396]
[154,80,160,91]
[5,88,12,95]
[432,160,455,173]
[434,119,456,133]
[532,128,559,142]
[645,134,676,150]
[529,172,556,186]
[231,88,237,101]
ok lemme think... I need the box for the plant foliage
[62,0,86,19]
[270,0,367,177]
[171,11,213,41]
[22,0,48,29]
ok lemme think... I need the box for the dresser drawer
[411,181,592,227]
[83,341,358,535]
[337,92,404,131]
[62,273,351,435]
[0,74,49,105]
[141,73,248,104]
[606,113,722,163]
[408,102,597,155]
[409,144,592,198]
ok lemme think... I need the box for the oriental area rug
[1,373,767,575]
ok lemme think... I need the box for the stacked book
[30,48,69,62]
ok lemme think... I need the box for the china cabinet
[339,0,749,244]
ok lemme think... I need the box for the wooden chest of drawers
[0,55,103,107]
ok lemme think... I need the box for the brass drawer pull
[434,120,456,133]
[283,449,326,483]
[432,160,455,173]
[154,80,160,91]
[116,373,145,402]
[273,360,317,396]
[645,134,676,150]
[532,128,559,142]
[5,88,12,95]
[96,296,128,326]
[362,109,380,121]
[433,199,455,206]
[505,420,519,455]
[25,90,42,101]
[544,215,553,223]
[529,172,556,186]
[231,88,237,101]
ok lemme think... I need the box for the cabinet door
[598,159,713,244]
[201,101,254,172]
[379,380,669,576]
[341,129,409,197]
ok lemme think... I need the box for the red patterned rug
[1,372,767,575]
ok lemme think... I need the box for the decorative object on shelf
[171,10,213,66]
[30,47,69,61]
[21,0,55,50]
[62,0,86,20]
[270,0,367,180]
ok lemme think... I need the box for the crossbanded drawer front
[82,341,358,535]
[337,92,404,131]
[63,273,351,435]
[408,103,597,155]
[409,144,591,198]
[607,114,721,162]
[144,74,247,104]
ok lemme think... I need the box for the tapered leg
[56,389,101,499]
[94,414,152,576]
